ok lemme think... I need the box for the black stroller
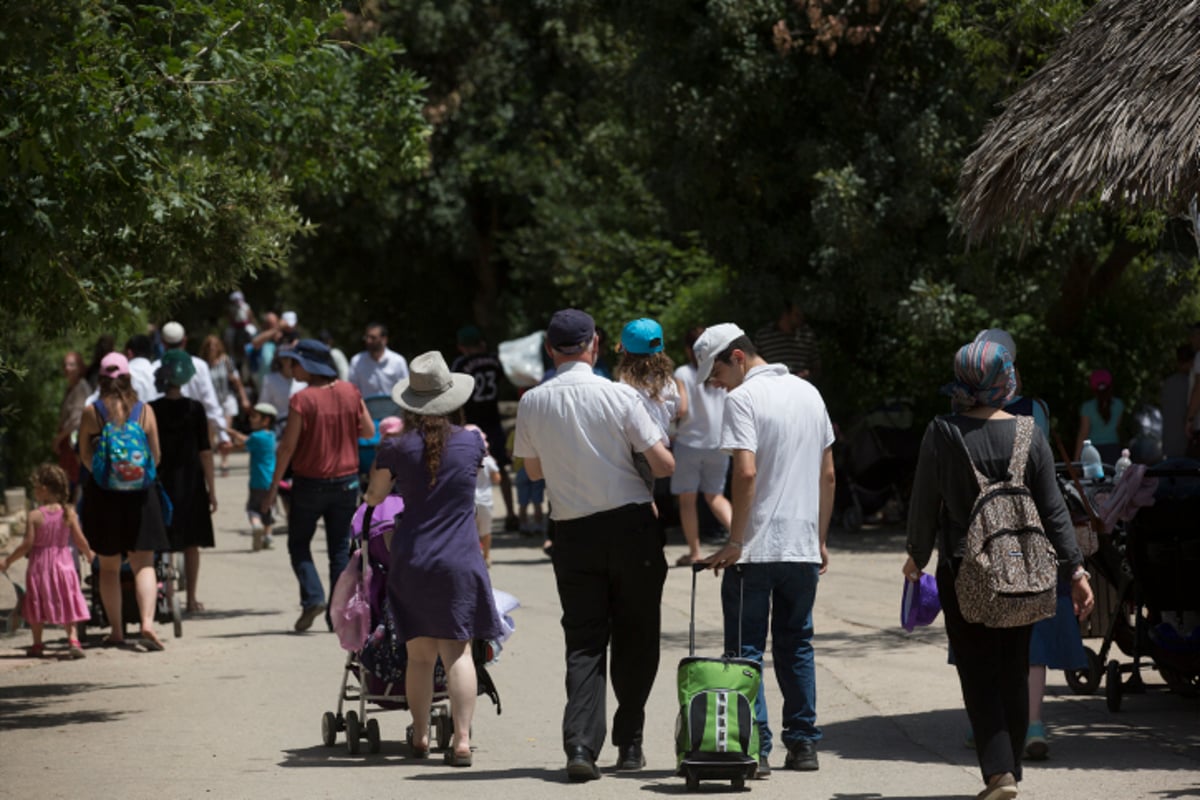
[80,552,183,641]
[834,399,921,530]
[1058,461,1200,709]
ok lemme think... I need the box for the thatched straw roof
[958,0,1200,243]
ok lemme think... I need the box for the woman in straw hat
[363,351,505,768]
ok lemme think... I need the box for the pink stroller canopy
[351,495,405,540]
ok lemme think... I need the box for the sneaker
[295,604,326,632]
[755,755,771,779]
[783,740,819,771]
[976,773,1018,800]
[1024,721,1048,761]
[252,527,264,551]
[261,535,273,549]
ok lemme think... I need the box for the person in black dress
[152,350,216,614]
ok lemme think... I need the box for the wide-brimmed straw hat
[391,351,475,416]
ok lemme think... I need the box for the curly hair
[402,411,453,487]
[32,463,70,506]
[614,351,675,400]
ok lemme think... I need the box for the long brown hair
[97,374,138,422]
[32,463,70,506]
[198,334,226,365]
[402,411,452,487]
[614,351,675,400]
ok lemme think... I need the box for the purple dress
[376,427,504,642]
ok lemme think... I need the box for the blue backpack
[92,399,156,491]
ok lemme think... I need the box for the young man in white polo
[513,308,674,782]
[695,323,836,775]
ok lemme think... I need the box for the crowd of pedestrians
[13,292,1200,800]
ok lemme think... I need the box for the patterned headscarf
[942,340,1016,413]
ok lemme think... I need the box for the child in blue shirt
[229,402,278,551]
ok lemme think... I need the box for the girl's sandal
[26,643,45,658]
[67,639,86,659]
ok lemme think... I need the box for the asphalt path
[1,451,1197,799]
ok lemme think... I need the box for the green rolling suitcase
[676,564,760,790]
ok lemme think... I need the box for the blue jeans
[722,562,821,757]
[287,474,358,610]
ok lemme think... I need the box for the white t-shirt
[514,360,662,521]
[624,379,679,440]
[348,348,409,398]
[475,455,499,508]
[721,364,834,564]
[673,364,725,450]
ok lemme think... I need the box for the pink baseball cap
[99,352,130,378]
[1089,369,1113,392]
[378,416,403,436]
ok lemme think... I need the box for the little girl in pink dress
[0,463,93,658]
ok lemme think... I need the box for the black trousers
[938,561,1032,783]
[552,503,667,758]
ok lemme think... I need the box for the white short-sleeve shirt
[514,360,662,521]
[349,348,409,398]
[673,363,725,450]
[721,364,834,564]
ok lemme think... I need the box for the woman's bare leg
[405,637,438,752]
[704,492,733,530]
[185,546,202,610]
[127,550,160,642]
[437,639,475,755]
[98,554,124,639]
[678,492,702,561]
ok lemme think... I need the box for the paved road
[1,452,1197,799]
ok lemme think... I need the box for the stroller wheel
[170,594,183,639]
[366,718,381,754]
[1064,647,1101,695]
[345,711,361,754]
[321,711,338,746]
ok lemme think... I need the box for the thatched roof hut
[958,0,1200,243]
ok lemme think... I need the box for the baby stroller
[320,496,512,755]
[79,552,182,641]
[834,399,921,530]
[1101,461,1200,710]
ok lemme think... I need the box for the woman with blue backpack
[77,351,171,651]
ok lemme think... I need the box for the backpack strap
[94,398,109,424]
[129,400,143,424]
[936,416,989,491]
[1008,416,1034,484]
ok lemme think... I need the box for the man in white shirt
[82,334,157,404]
[695,323,836,775]
[348,322,409,398]
[153,321,231,453]
[514,308,674,782]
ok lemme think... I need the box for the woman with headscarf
[363,351,505,768]
[77,352,170,650]
[151,350,217,614]
[902,340,1094,800]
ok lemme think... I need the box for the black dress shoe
[783,740,819,771]
[566,745,600,782]
[615,743,645,771]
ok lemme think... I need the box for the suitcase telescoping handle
[690,562,743,658]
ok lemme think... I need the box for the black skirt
[82,475,171,556]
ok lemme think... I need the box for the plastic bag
[330,550,372,652]
[498,331,545,388]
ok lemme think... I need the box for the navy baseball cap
[546,309,595,354]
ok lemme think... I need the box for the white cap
[161,321,185,345]
[693,323,747,383]
[281,311,298,328]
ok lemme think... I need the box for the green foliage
[0,0,428,484]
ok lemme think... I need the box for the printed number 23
[473,372,497,402]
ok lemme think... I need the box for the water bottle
[1114,448,1132,480]
[1081,439,1104,481]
